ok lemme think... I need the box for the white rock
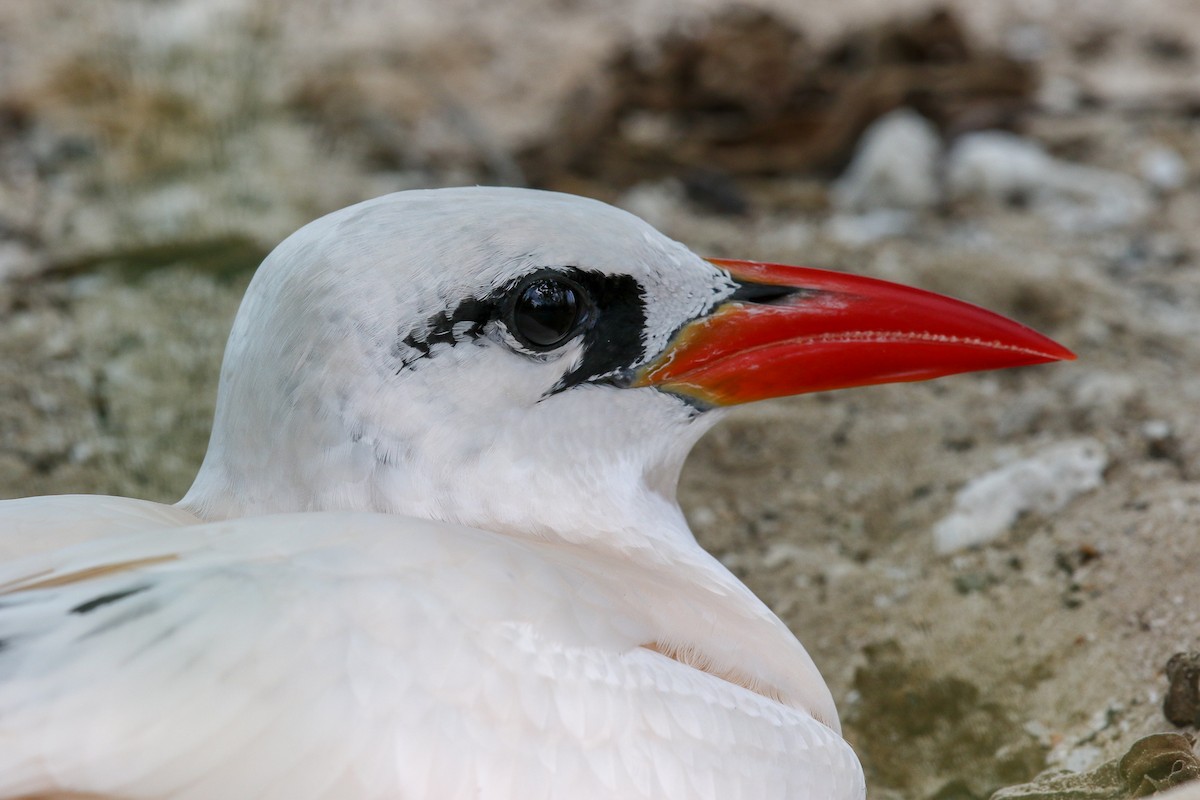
[1004,23,1049,62]
[1141,419,1172,441]
[753,220,814,257]
[0,241,45,282]
[1139,146,1188,191]
[615,179,687,231]
[946,132,1052,200]
[1037,75,1083,114]
[1059,744,1103,774]
[933,439,1108,553]
[947,132,1151,232]
[831,109,942,211]
[826,209,914,247]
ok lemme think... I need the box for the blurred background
[2,1,1200,797]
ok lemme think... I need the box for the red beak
[634,258,1075,407]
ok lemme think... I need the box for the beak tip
[1029,335,1077,365]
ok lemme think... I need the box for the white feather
[0,514,863,799]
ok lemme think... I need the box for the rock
[831,108,943,211]
[0,240,44,282]
[1165,653,1200,728]
[1005,23,1049,62]
[947,132,1055,202]
[946,132,1152,232]
[826,209,916,246]
[990,733,1200,799]
[933,439,1108,553]
[1038,75,1085,114]
[1140,147,1189,192]
[614,179,688,231]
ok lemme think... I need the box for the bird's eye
[508,274,587,350]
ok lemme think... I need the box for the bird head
[181,187,1072,551]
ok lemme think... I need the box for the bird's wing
[0,512,864,800]
[0,495,201,561]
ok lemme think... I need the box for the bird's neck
[181,455,697,556]
[180,398,714,558]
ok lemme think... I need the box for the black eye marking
[392,268,647,390]
[505,272,589,351]
[551,271,645,393]
[396,297,495,373]
[70,585,151,615]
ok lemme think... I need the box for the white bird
[0,187,1073,799]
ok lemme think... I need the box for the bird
[0,187,1074,799]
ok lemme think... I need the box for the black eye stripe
[394,267,646,387]
[551,270,644,392]
[394,296,494,373]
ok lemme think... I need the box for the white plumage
[0,186,1072,799]
[0,512,861,799]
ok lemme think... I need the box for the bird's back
[0,494,201,561]
[0,512,864,800]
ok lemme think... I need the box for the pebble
[826,209,915,247]
[1140,146,1189,192]
[831,109,942,212]
[933,439,1108,553]
[1164,652,1200,727]
[946,131,1151,232]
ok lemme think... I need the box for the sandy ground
[2,1,1200,798]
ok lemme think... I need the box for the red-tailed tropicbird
[0,187,1073,799]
